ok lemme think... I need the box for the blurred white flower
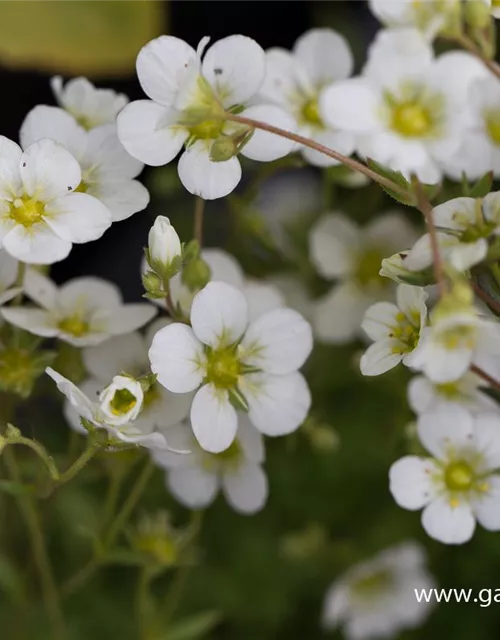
[51,76,128,130]
[323,541,435,638]
[2,269,156,347]
[153,416,268,514]
[408,371,499,415]
[309,211,417,343]
[149,281,312,453]
[321,28,483,182]
[0,137,111,264]
[46,367,169,450]
[117,34,295,199]
[360,284,428,376]
[369,0,460,36]
[20,106,149,222]
[258,28,355,167]
[390,406,500,544]
[0,250,21,306]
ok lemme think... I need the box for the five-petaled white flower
[51,76,129,130]
[390,406,500,544]
[46,367,170,450]
[117,34,295,199]
[0,250,21,306]
[320,28,482,183]
[2,269,156,347]
[309,211,417,343]
[149,281,313,453]
[153,416,268,514]
[360,284,428,376]
[408,371,500,415]
[20,106,149,223]
[322,541,435,639]
[63,324,192,437]
[258,28,356,167]
[405,194,500,273]
[0,137,111,264]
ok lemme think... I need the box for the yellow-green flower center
[351,568,393,599]
[439,324,476,350]
[485,111,500,146]
[189,119,225,140]
[58,314,89,337]
[301,98,322,126]
[74,181,88,193]
[10,196,45,227]
[390,310,420,354]
[444,460,475,492]
[355,249,386,287]
[391,102,432,138]
[109,388,137,416]
[435,381,461,399]
[203,438,243,471]
[205,347,240,389]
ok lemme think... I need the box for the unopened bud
[181,257,211,292]
[210,136,238,162]
[142,271,163,298]
[380,252,435,286]
[464,0,491,29]
[148,216,182,279]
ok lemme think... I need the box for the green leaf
[160,611,222,640]
[469,171,494,199]
[366,158,413,205]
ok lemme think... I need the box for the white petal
[300,128,356,168]
[153,422,195,469]
[1,307,58,337]
[389,455,436,510]
[450,240,487,272]
[242,280,285,322]
[202,247,245,288]
[63,378,102,435]
[23,268,58,309]
[240,307,312,374]
[313,282,367,344]
[44,193,111,243]
[59,277,121,310]
[92,179,149,222]
[0,137,22,199]
[293,28,354,85]
[149,323,205,393]
[83,332,147,380]
[417,405,474,460]
[2,223,71,265]
[309,214,359,279]
[117,101,187,166]
[258,48,298,106]
[239,105,295,161]
[177,143,241,200]
[46,367,95,422]
[190,384,238,453]
[202,35,266,108]
[364,211,418,250]
[245,372,311,436]
[432,197,476,231]
[20,106,87,160]
[473,413,500,471]
[222,463,268,514]
[167,466,218,509]
[0,249,18,290]
[320,80,380,133]
[191,281,248,347]
[396,284,428,319]
[422,498,476,545]
[360,339,403,376]
[84,124,143,180]
[407,376,436,414]
[361,302,400,341]
[473,476,500,531]
[236,414,265,463]
[108,428,168,451]
[136,35,196,106]
[20,139,81,201]
[154,387,193,429]
[424,343,472,384]
[104,304,157,335]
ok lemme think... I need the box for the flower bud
[99,375,144,427]
[181,257,211,292]
[148,216,182,279]
[210,136,238,162]
[142,271,164,299]
[464,0,491,29]
[380,252,434,286]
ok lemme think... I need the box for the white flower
[0,137,111,264]
[390,406,500,544]
[149,281,313,453]
[51,76,128,130]
[144,247,285,321]
[409,303,500,383]
[0,250,21,306]
[309,211,418,343]
[405,194,500,273]
[153,416,268,514]
[258,28,356,167]
[46,367,169,450]
[20,106,149,222]
[2,268,156,347]
[148,216,182,276]
[323,541,435,639]
[408,371,499,415]
[117,34,295,199]
[320,28,483,182]
[63,326,192,436]
[369,0,460,36]
[360,285,428,376]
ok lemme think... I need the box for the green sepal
[469,171,494,199]
[228,387,249,413]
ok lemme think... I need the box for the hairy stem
[193,197,205,247]
[454,33,500,81]
[471,365,500,392]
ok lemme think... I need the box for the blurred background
[1,2,499,640]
